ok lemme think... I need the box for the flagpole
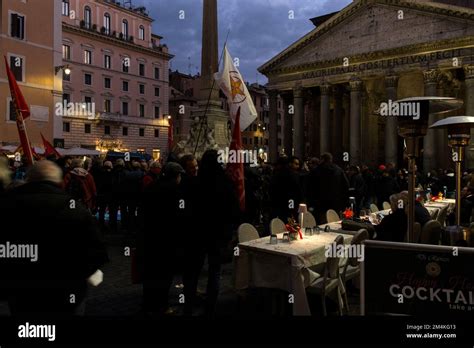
[14,106,34,166]
[193,29,231,156]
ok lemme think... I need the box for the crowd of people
[1,150,473,317]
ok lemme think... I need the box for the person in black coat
[0,160,108,317]
[142,162,185,315]
[375,193,408,242]
[375,169,400,209]
[307,153,349,224]
[183,150,240,316]
[269,156,303,222]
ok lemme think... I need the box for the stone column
[283,95,293,156]
[385,75,399,165]
[268,90,279,163]
[464,65,474,169]
[332,85,343,158]
[320,84,331,155]
[436,72,451,169]
[422,69,439,173]
[200,0,219,101]
[349,77,363,165]
[293,87,305,158]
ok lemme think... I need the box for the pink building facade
[60,0,173,158]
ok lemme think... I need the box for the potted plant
[100,26,106,34]
[119,33,124,40]
[80,20,85,28]
[129,35,134,42]
[92,24,97,31]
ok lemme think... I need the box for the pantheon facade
[259,0,474,171]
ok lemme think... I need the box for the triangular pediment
[259,0,474,74]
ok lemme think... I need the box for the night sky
[134,0,352,83]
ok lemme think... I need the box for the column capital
[349,77,363,92]
[385,75,399,89]
[320,83,331,95]
[423,69,440,85]
[464,65,474,80]
[437,71,453,89]
[293,86,304,98]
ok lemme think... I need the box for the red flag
[226,107,245,211]
[4,56,34,166]
[167,117,173,152]
[41,133,62,158]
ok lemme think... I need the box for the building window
[84,6,91,29]
[139,84,145,94]
[139,63,145,77]
[63,93,71,104]
[84,50,92,65]
[139,104,145,117]
[63,122,70,133]
[10,13,25,40]
[154,67,160,80]
[9,55,24,82]
[104,99,111,113]
[122,19,128,39]
[104,125,110,135]
[104,55,111,69]
[139,128,145,137]
[62,45,71,60]
[122,59,129,73]
[122,81,129,91]
[85,124,91,134]
[122,127,128,136]
[154,87,160,97]
[122,102,128,115]
[154,129,159,138]
[103,13,111,35]
[8,100,16,121]
[104,77,111,89]
[139,25,145,40]
[84,73,92,85]
[154,106,160,119]
[62,0,70,16]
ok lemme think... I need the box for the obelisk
[188,0,229,156]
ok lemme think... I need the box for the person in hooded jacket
[63,158,97,211]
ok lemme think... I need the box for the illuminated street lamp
[430,116,474,226]
[396,97,462,242]
[55,65,71,75]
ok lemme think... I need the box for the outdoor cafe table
[234,232,352,316]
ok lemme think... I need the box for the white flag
[214,45,257,131]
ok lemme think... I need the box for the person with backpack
[63,158,97,211]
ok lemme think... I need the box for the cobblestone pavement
[0,233,360,318]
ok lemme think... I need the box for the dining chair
[382,201,391,210]
[270,218,287,235]
[370,204,379,213]
[301,211,317,229]
[340,229,369,311]
[420,220,442,245]
[307,235,345,316]
[436,206,448,227]
[326,209,340,223]
[238,223,259,243]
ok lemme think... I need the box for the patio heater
[430,116,474,226]
[396,97,462,242]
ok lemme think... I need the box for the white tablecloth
[234,232,352,316]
